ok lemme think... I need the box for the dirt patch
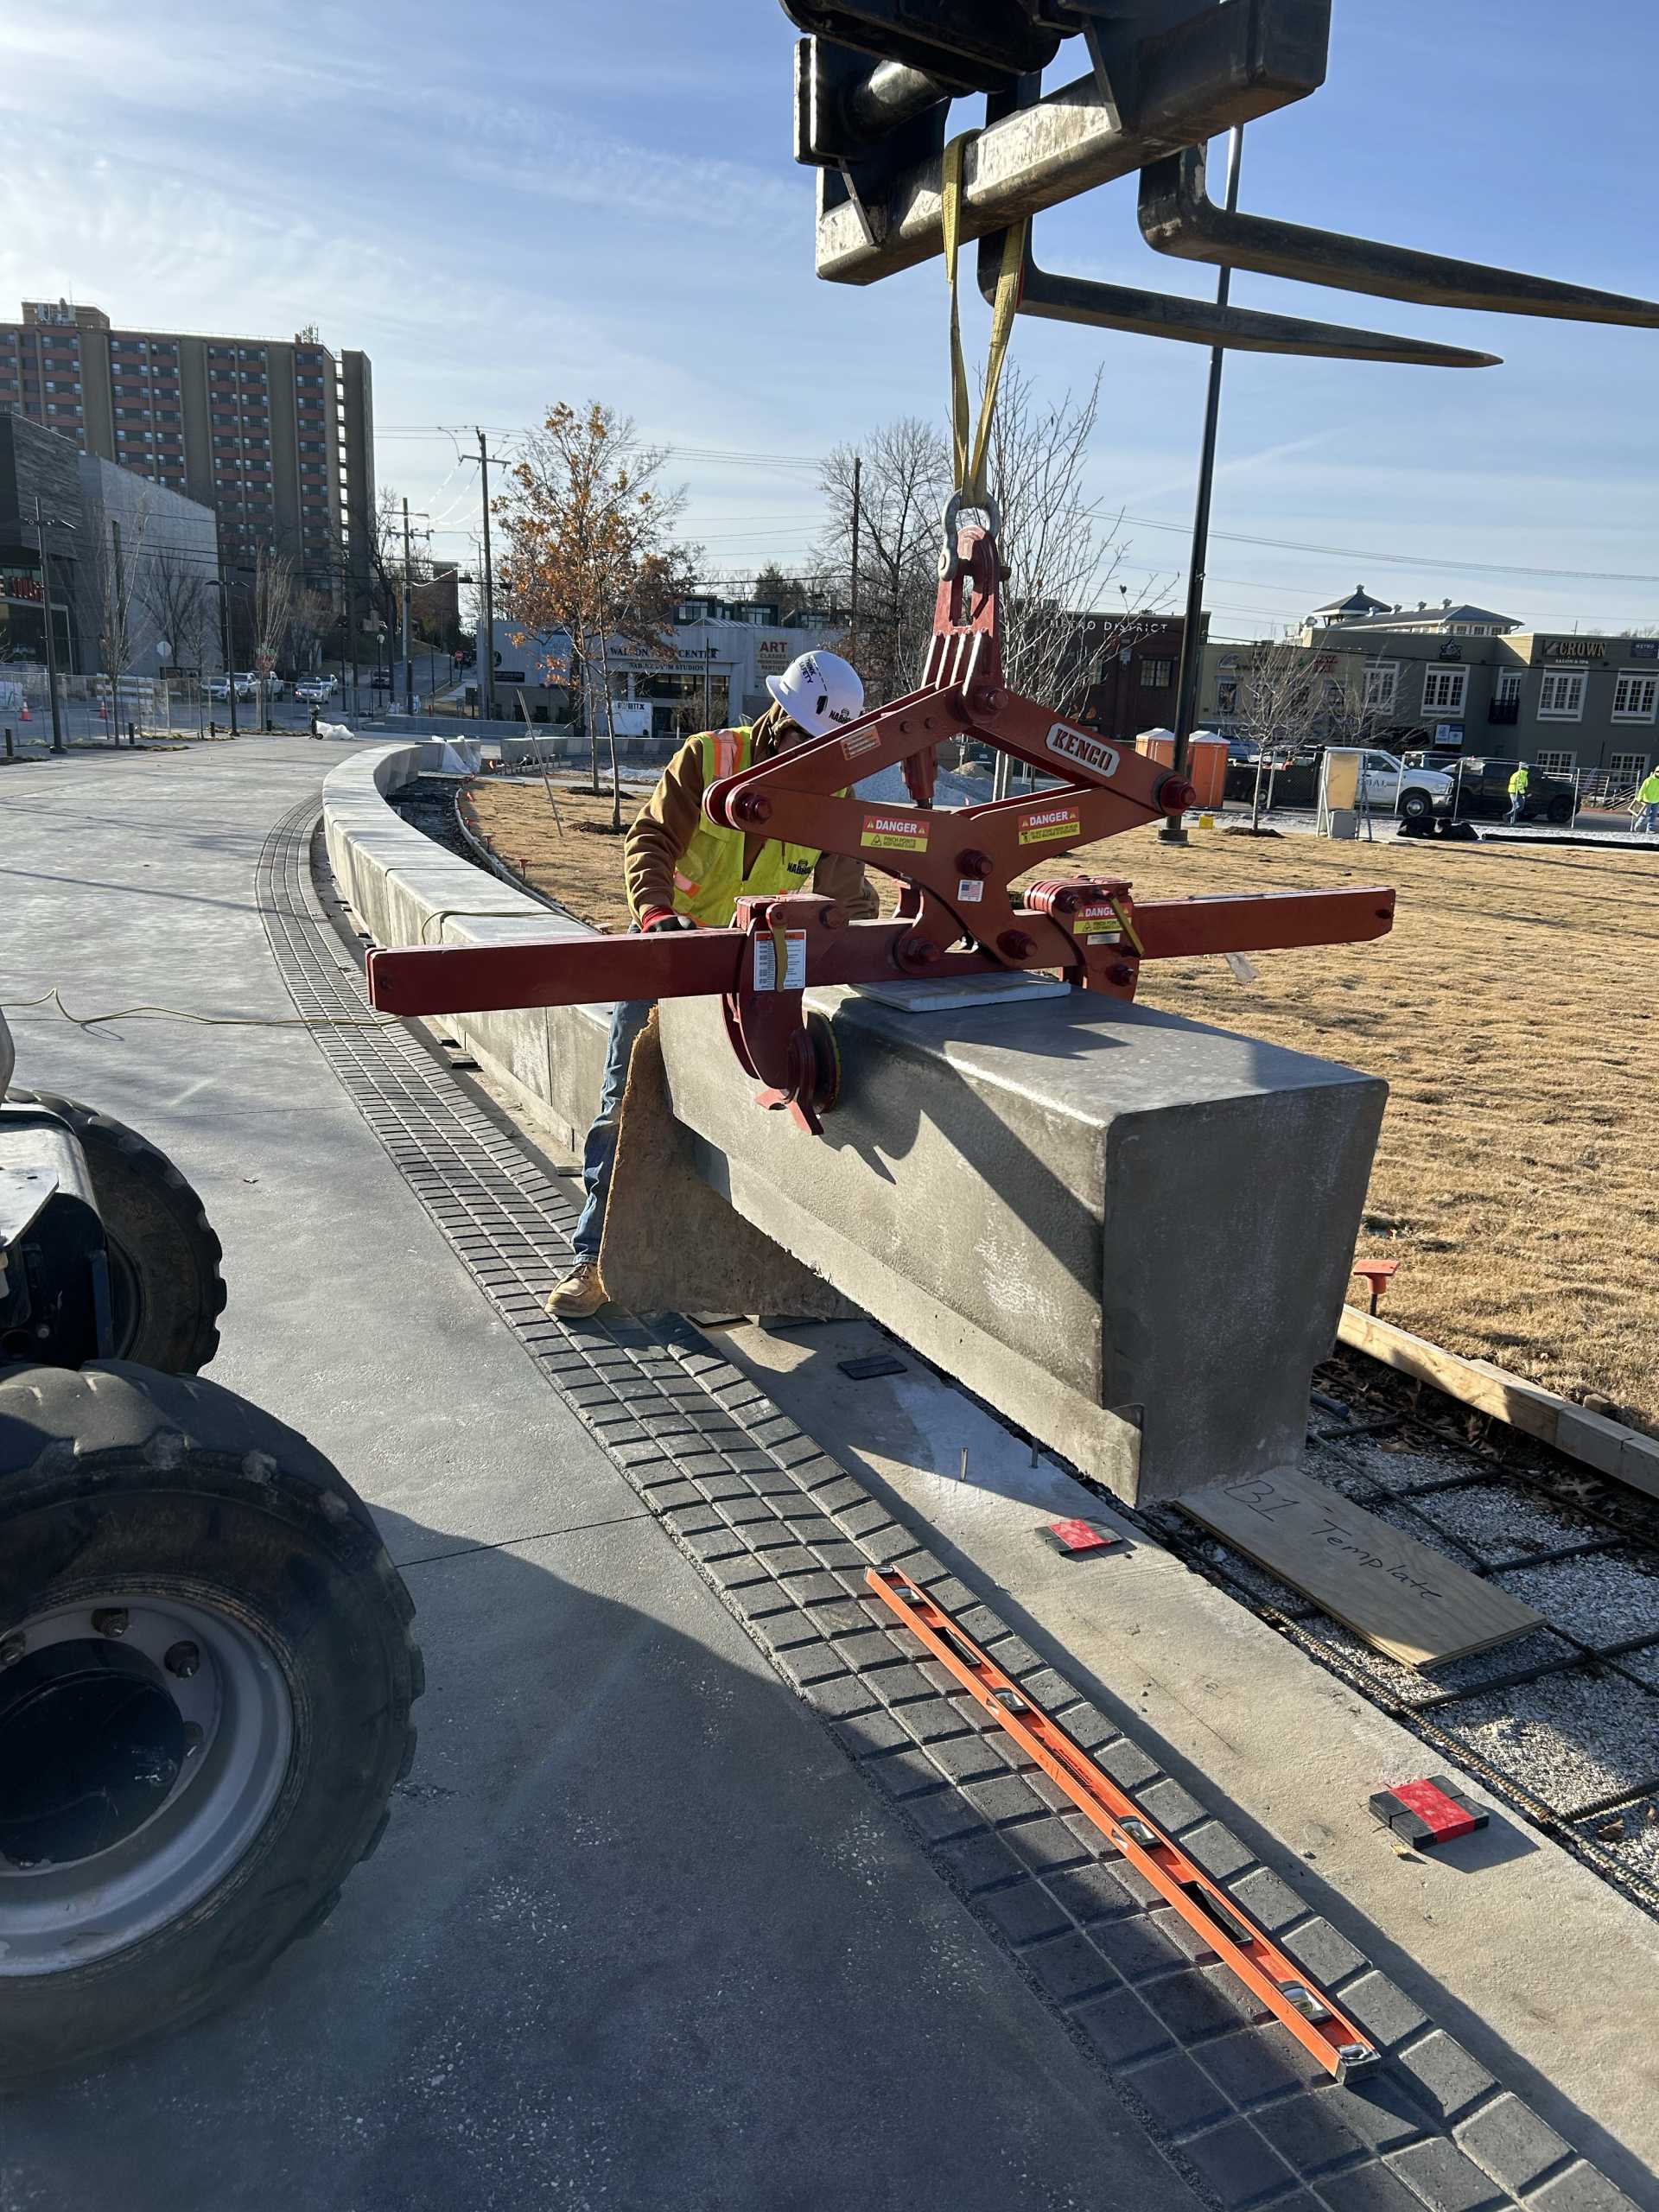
[466,774,1659,1425]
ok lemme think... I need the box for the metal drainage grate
[253,799,1637,2212]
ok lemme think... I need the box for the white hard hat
[766,649,864,739]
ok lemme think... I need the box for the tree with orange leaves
[496,402,699,826]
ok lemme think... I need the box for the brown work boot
[545,1260,607,1318]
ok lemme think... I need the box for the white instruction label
[753,929,808,993]
[1043,721,1120,779]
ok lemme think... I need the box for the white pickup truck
[1357,749,1454,823]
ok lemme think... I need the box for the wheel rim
[0,1593,293,1974]
[103,1233,143,1358]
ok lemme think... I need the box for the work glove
[639,907,696,933]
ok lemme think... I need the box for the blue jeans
[1507,794,1526,823]
[571,998,654,1262]
[1639,804,1659,834]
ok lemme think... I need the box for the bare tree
[1231,636,1387,830]
[251,547,296,730]
[817,417,950,707]
[816,374,1165,726]
[143,548,216,726]
[89,498,152,734]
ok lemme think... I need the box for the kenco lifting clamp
[867,1566,1379,2082]
[365,509,1395,1135]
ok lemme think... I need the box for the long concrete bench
[321,742,609,1151]
[327,742,1388,1505]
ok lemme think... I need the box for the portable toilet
[1135,728,1228,810]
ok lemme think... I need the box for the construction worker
[545,649,874,1318]
[1634,765,1659,835]
[1506,760,1530,823]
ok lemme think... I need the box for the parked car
[1441,755,1576,825]
[294,677,332,705]
[1356,748,1455,822]
[207,675,255,703]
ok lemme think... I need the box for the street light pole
[1162,122,1245,847]
[401,496,414,715]
[30,496,67,754]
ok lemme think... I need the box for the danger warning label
[1018,803,1081,847]
[1071,906,1122,938]
[841,728,881,760]
[861,810,929,852]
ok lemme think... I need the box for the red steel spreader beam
[866,1566,1379,2082]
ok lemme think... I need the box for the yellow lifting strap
[941,132,1028,510]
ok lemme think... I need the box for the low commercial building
[1,412,222,680]
[476,596,853,737]
[1202,599,1659,785]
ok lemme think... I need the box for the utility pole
[1163,123,1245,846]
[401,495,413,715]
[849,453,861,658]
[477,429,497,725]
[216,543,239,740]
[109,518,125,744]
[31,497,66,754]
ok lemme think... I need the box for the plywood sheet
[1178,1466,1544,1670]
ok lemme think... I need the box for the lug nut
[998,931,1037,961]
[971,685,1004,714]
[733,791,772,826]
[0,1633,24,1669]
[901,936,942,967]
[1108,961,1135,987]
[92,1608,130,1639]
[1049,887,1082,915]
[1157,774,1197,816]
[165,1641,201,1680]
[956,849,992,879]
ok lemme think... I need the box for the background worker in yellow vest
[547,649,874,1317]
[1634,766,1659,835]
[1507,761,1531,823]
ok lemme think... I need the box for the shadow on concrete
[0,1502,1203,2212]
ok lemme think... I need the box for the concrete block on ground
[658,987,1385,1504]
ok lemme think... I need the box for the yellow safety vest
[671,728,823,927]
[1508,767,1529,795]
[1638,772,1659,804]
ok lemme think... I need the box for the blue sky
[3,1,1655,638]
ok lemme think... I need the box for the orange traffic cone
[19,702,29,721]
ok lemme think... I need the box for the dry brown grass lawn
[467,774,1659,1427]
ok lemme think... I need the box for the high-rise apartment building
[0,300,374,603]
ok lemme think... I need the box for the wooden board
[1338,1306,1659,1507]
[1177,1465,1544,1671]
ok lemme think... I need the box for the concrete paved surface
[0,738,1201,2210]
[706,1315,1659,2206]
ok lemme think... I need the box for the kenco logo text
[1043,721,1119,778]
[860,810,929,852]
[1018,803,1080,846]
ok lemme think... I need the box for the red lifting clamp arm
[366,511,1395,1135]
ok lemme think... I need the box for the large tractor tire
[6,1091,226,1373]
[0,1361,421,2089]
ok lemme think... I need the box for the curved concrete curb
[321,742,607,1150]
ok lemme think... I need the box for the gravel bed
[1364,1497,1478,1561]
[1405,1478,1602,1565]
[1574,1798,1659,1887]
[1493,1553,1659,1648]
[1613,1641,1659,1688]
[1437,1669,1659,1815]
[1307,1438,1474,1497]
[1293,1617,1580,1708]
